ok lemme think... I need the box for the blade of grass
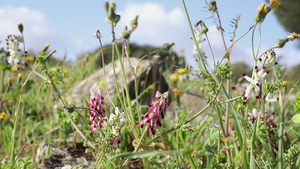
[179,131,196,169]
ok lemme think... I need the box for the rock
[36,141,94,169]
[71,57,168,105]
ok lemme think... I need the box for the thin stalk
[114,42,138,138]
[204,34,216,67]
[97,37,114,106]
[42,65,96,150]
[182,0,208,74]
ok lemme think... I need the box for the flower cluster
[6,35,27,71]
[136,91,169,135]
[232,66,269,104]
[88,89,105,133]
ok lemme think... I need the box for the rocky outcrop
[71,57,168,105]
[36,141,94,169]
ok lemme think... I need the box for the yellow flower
[98,81,106,88]
[11,66,18,72]
[42,43,50,52]
[7,77,12,83]
[18,73,22,82]
[269,0,281,9]
[230,71,233,76]
[25,56,34,61]
[237,104,242,109]
[283,81,288,85]
[149,84,156,90]
[52,67,57,72]
[172,88,179,96]
[176,68,187,74]
[199,87,204,92]
[63,69,68,75]
[18,23,23,33]
[171,73,178,83]
[0,112,6,119]
[255,3,268,23]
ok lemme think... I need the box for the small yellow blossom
[149,84,156,90]
[11,66,18,72]
[18,73,22,82]
[25,56,34,61]
[268,0,281,9]
[255,3,268,23]
[42,43,50,52]
[176,68,187,74]
[237,104,242,109]
[199,86,204,92]
[18,23,23,33]
[171,73,179,83]
[7,77,12,83]
[172,88,179,97]
[230,71,233,76]
[0,112,6,119]
[283,81,288,85]
[98,81,106,88]
[63,69,68,75]
[52,67,57,72]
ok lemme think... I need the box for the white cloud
[118,2,190,48]
[0,6,82,59]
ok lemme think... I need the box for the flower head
[0,112,6,120]
[6,35,27,71]
[232,67,269,104]
[136,91,169,135]
[89,89,105,133]
[268,0,281,9]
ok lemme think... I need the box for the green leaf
[292,114,300,123]
[0,62,11,70]
[294,94,300,113]
[105,163,114,169]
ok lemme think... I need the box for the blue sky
[0,0,299,67]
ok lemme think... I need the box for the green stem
[182,0,208,74]
[114,42,138,138]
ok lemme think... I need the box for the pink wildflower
[136,91,169,135]
[89,89,105,133]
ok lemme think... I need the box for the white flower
[6,35,27,71]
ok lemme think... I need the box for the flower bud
[121,30,131,40]
[7,77,12,84]
[274,38,288,48]
[18,23,24,33]
[103,1,109,12]
[131,15,139,31]
[42,43,50,53]
[18,73,22,83]
[209,0,218,12]
[201,21,208,34]
[110,1,116,11]
[268,0,281,9]
[95,29,101,39]
[161,42,175,51]
[0,112,6,120]
[255,3,268,23]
